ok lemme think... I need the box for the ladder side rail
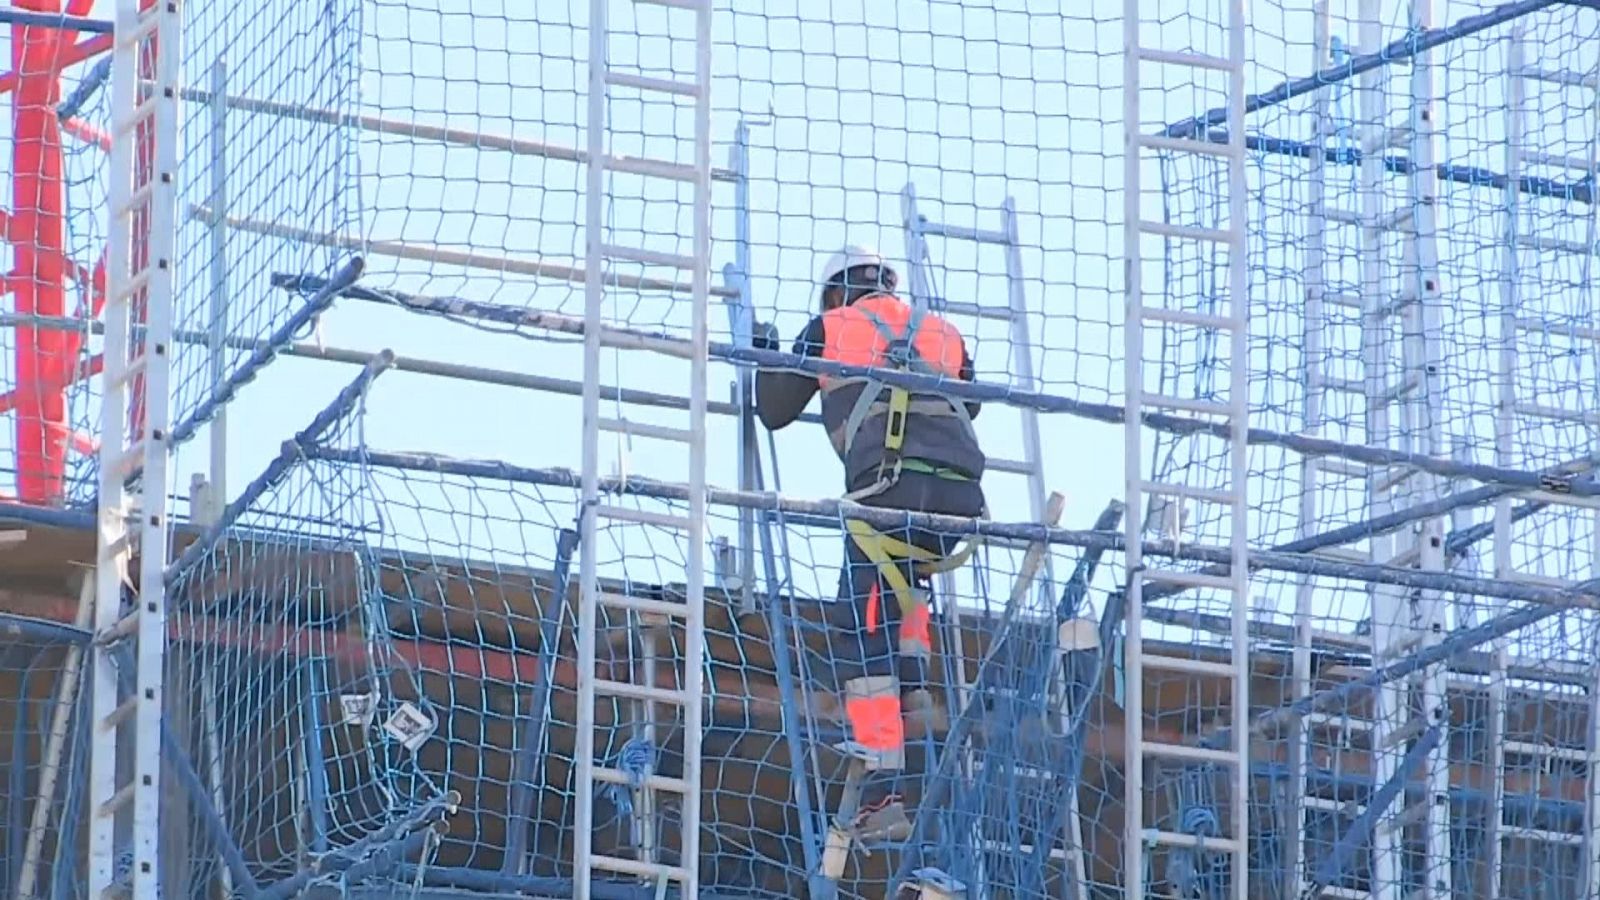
[900,185,992,899]
[1489,23,1528,900]
[1353,8,1407,900]
[1294,4,1335,896]
[1222,2,1250,896]
[1120,0,1149,891]
[574,0,612,891]
[1402,0,1452,892]
[681,0,713,891]
[89,0,142,891]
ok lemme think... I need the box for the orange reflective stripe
[866,581,881,634]
[845,693,905,752]
[902,600,931,647]
[818,295,966,390]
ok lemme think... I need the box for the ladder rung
[1323,291,1363,309]
[1139,134,1238,158]
[1371,465,1419,497]
[112,440,146,480]
[1140,479,1236,506]
[1137,220,1231,244]
[1139,740,1240,765]
[118,180,155,219]
[595,505,694,531]
[1139,306,1238,330]
[1311,546,1368,563]
[938,300,1014,322]
[605,70,700,97]
[599,417,694,444]
[1375,715,1426,750]
[1373,631,1422,661]
[918,221,1008,245]
[1362,125,1411,155]
[114,95,159,138]
[1139,393,1233,418]
[1503,826,1584,846]
[590,852,692,882]
[1313,457,1369,479]
[99,608,140,644]
[118,6,161,48]
[98,782,135,818]
[1516,234,1594,256]
[1318,376,1363,395]
[112,267,154,303]
[1514,401,1600,426]
[1303,796,1355,813]
[1142,829,1242,853]
[1503,740,1589,762]
[635,0,709,9]
[1139,569,1236,590]
[603,243,695,269]
[986,456,1036,476]
[1378,798,1430,835]
[1514,316,1600,342]
[598,591,689,623]
[110,353,150,390]
[1140,653,1238,678]
[1519,66,1597,89]
[593,677,690,706]
[1305,711,1373,730]
[592,764,690,795]
[1135,47,1238,72]
[100,695,137,732]
[604,154,698,182]
[1524,150,1599,174]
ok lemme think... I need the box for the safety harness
[821,299,987,654]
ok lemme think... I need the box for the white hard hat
[819,244,896,286]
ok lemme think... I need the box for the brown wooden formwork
[0,515,1595,898]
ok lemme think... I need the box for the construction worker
[752,244,986,842]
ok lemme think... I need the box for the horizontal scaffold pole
[308,446,1600,613]
[285,280,1600,501]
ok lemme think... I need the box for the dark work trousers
[821,470,986,692]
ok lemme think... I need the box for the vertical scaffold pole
[1122,1,1250,898]
[90,1,182,898]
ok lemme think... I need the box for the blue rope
[602,736,658,821]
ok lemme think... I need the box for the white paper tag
[382,701,436,751]
[340,691,379,728]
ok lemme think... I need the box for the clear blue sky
[9,0,1600,656]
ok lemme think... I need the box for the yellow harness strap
[844,518,980,617]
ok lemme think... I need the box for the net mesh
[0,610,91,900]
[5,0,1600,899]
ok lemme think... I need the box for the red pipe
[0,32,107,96]
[10,0,71,504]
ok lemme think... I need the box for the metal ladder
[573,0,712,896]
[899,185,1081,896]
[1490,22,1600,898]
[1293,4,1453,898]
[88,1,182,898]
[1122,1,1250,898]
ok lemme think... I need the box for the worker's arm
[753,316,826,431]
[959,342,982,421]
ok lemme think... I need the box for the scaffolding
[3,1,1600,899]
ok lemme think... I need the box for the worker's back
[817,293,987,493]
